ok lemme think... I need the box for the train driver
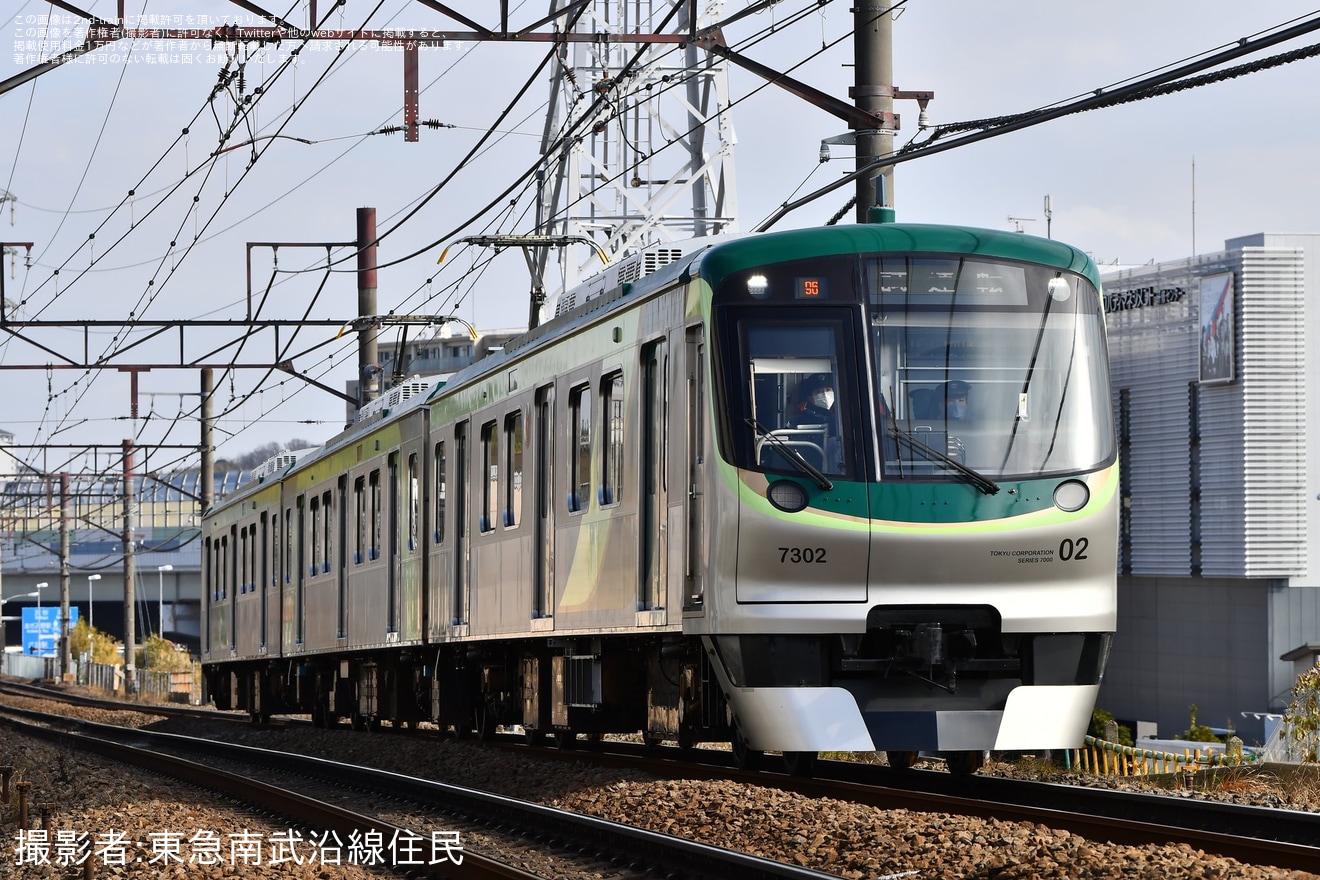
[789,374,837,430]
[942,380,970,421]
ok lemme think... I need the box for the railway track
[4,681,1318,875]
[0,702,848,880]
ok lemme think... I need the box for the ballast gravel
[1,689,1317,880]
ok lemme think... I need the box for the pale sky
[3,0,1318,471]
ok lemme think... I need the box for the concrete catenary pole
[200,368,214,513]
[59,472,71,680]
[854,2,894,220]
[357,207,380,407]
[122,440,137,695]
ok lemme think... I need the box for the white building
[1098,233,1319,744]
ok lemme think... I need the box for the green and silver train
[202,221,1117,775]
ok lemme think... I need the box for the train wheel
[782,751,817,777]
[730,731,763,771]
[552,730,577,750]
[944,750,985,776]
[523,727,545,746]
[642,732,665,751]
[886,750,919,770]
[474,704,497,741]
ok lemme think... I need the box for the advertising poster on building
[1198,272,1235,384]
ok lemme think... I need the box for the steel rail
[0,706,848,880]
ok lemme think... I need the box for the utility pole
[201,368,215,514]
[853,2,895,220]
[122,440,137,695]
[59,472,71,681]
[357,208,380,408]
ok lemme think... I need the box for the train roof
[426,223,1096,401]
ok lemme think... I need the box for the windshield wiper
[745,418,833,490]
[888,425,1000,495]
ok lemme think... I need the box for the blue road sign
[21,607,79,657]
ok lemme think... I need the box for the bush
[134,634,192,671]
[71,619,122,665]
[1090,708,1134,746]
[1282,667,1320,763]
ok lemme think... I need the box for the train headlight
[1053,479,1089,512]
[1048,275,1072,302]
[746,274,770,298]
[767,480,808,512]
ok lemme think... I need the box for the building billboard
[1199,272,1235,384]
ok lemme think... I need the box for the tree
[1282,667,1320,763]
[71,618,121,665]
[135,634,192,672]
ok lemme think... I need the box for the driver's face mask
[947,400,967,419]
[811,388,835,410]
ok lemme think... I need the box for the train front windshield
[715,253,1115,482]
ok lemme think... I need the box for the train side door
[388,451,399,637]
[336,475,348,639]
[453,421,469,628]
[684,326,706,608]
[640,339,667,611]
[533,386,555,622]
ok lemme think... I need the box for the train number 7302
[779,547,827,564]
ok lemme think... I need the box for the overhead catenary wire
[10,3,1320,477]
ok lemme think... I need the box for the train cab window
[721,313,858,480]
[867,256,1114,479]
[569,383,592,512]
[434,441,446,544]
[481,420,499,533]
[504,412,523,527]
[600,372,624,506]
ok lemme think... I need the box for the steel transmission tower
[535,0,738,294]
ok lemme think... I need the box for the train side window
[434,441,446,545]
[569,383,592,513]
[481,420,499,533]
[309,495,322,578]
[504,411,523,528]
[353,476,366,564]
[221,531,230,599]
[246,525,256,592]
[284,505,294,583]
[407,453,419,552]
[369,470,381,561]
[600,371,624,506]
[270,511,280,588]
[321,490,333,572]
[239,527,248,593]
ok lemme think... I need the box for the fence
[0,652,58,681]
[1067,734,1253,776]
[79,661,197,703]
